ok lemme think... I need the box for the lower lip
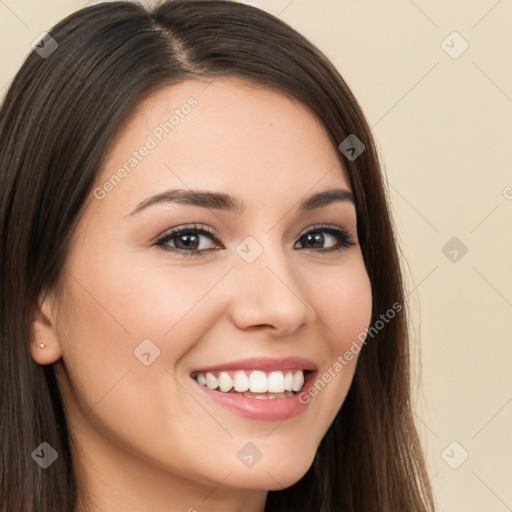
[191,372,316,422]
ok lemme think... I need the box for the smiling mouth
[190,369,310,399]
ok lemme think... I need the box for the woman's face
[33,78,372,505]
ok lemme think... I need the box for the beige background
[1,1,511,510]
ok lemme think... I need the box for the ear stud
[39,343,46,349]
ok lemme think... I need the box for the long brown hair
[0,1,436,510]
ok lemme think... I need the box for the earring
[39,343,46,349]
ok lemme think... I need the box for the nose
[228,241,316,336]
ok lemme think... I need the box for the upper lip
[190,356,317,374]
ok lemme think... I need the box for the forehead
[94,77,351,215]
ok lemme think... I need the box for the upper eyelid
[156,224,219,243]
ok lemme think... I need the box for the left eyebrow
[127,187,355,217]
[298,188,355,211]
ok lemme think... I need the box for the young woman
[0,1,436,511]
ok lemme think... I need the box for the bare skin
[31,77,372,512]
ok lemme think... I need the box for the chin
[222,448,316,491]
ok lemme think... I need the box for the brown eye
[295,225,356,253]
[156,224,221,257]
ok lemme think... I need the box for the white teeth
[205,373,218,390]
[292,370,304,392]
[249,370,268,393]
[267,371,285,393]
[284,371,293,392]
[193,369,307,395]
[218,372,233,392]
[233,370,249,392]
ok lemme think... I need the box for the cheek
[64,246,233,351]
[54,267,224,477]
[297,261,372,425]
[307,260,373,352]
[102,254,234,336]
[55,255,235,427]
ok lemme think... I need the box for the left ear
[30,288,63,365]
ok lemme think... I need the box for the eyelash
[155,223,356,257]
